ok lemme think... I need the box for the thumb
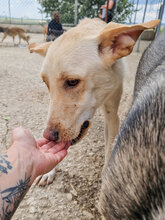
[11,127,26,145]
[11,127,36,147]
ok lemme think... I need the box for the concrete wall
[141,29,155,41]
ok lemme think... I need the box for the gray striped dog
[100,29,165,220]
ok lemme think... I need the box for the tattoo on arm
[0,174,31,220]
[0,154,12,174]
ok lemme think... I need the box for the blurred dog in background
[100,29,165,220]
[40,23,48,41]
[0,26,30,45]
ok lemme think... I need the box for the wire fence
[0,0,164,27]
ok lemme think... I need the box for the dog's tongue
[64,141,71,150]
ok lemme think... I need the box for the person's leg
[46,35,57,42]
[102,8,106,20]
[107,12,113,23]
[46,35,51,42]
[52,36,57,41]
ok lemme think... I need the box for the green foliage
[38,0,135,24]
[78,0,105,19]
[113,0,135,23]
[38,0,75,23]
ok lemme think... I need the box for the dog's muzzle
[71,120,90,145]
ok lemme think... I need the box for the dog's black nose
[82,120,89,129]
[50,129,59,142]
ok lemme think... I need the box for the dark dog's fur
[0,26,30,44]
[0,27,4,33]
[100,30,165,220]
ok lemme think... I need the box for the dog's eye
[65,79,80,88]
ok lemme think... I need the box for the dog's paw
[35,167,58,186]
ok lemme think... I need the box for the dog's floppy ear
[28,42,52,56]
[98,20,160,66]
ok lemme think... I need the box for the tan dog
[0,26,30,45]
[29,18,159,186]
[40,23,48,41]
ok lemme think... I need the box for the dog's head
[29,19,159,146]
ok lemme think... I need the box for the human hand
[9,127,68,183]
[0,127,68,217]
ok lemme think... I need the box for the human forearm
[0,147,34,220]
[0,127,68,220]
[108,0,114,9]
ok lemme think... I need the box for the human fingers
[47,142,66,154]
[50,149,67,164]
[36,149,67,176]
[40,141,57,151]
[36,138,50,148]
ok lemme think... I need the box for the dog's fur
[99,29,165,220]
[28,18,159,186]
[0,26,30,44]
[40,23,48,41]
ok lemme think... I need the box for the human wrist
[0,147,33,219]
[7,144,35,185]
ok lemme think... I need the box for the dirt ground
[0,33,151,220]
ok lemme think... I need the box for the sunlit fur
[0,26,30,44]
[29,18,160,186]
